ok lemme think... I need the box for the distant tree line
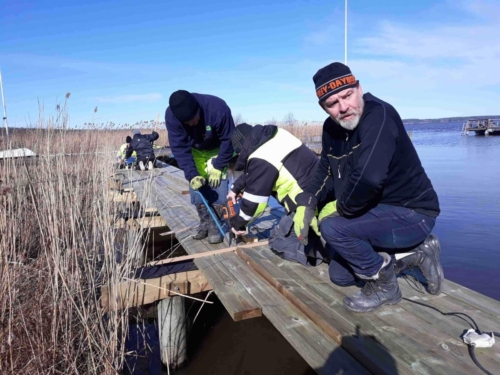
[403,115,500,124]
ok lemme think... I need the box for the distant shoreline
[402,115,500,125]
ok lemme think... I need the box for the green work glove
[208,168,222,188]
[190,176,206,190]
[318,200,339,224]
[294,192,320,245]
[293,206,320,246]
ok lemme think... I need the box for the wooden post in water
[158,296,187,369]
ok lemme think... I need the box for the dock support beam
[158,296,187,369]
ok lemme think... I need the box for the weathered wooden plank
[159,165,190,187]
[101,271,212,311]
[129,174,159,213]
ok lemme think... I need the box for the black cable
[468,332,500,375]
[402,297,480,331]
[403,297,499,375]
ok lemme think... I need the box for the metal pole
[345,0,348,66]
[0,69,9,145]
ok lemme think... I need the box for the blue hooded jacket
[165,93,235,181]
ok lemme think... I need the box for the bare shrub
[282,112,298,128]
[232,113,244,125]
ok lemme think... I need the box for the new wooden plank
[149,183,263,321]
[396,282,500,371]
[145,241,269,266]
[177,230,262,321]
[440,279,500,319]
[321,274,493,375]
[108,190,137,203]
[101,270,211,310]
[307,258,500,369]
[238,248,414,375]
[219,250,371,375]
[238,248,472,375]
[133,216,167,229]
[266,253,500,374]
[308,261,500,371]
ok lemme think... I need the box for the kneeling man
[294,62,443,312]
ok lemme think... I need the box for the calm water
[405,122,500,301]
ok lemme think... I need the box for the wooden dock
[104,165,500,375]
[462,118,500,136]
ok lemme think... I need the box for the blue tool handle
[195,190,225,238]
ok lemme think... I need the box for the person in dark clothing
[117,136,137,169]
[293,62,443,313]
[126,129,159,171]
[228,123,326,266]
[165,90,235,244]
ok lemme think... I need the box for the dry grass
[0,117,149,373]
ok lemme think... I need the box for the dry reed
[0,111,149,374]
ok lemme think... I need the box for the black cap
[231,123,253,154]
[313,62,358,102]
[126,136,132,143]
[168,90,200,122]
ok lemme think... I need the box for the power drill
[221,195,240,245]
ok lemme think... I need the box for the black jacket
[165,94,235,181]
[305,93,440,218]
[231,125,319,229]
[126,131,159,159]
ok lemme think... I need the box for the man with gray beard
[293,62,443,313]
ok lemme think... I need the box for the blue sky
[1,0,499,127]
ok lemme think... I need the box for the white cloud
[94,93,162,104]
[335,0,500,118]
[464,0,500,20]
[2,53,167,77]
[354,1,500,86]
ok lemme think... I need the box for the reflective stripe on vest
[248,128,303,208]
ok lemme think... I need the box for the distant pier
[462,118,500,135]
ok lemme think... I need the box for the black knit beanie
[169,90,200,122]
[313,62,358,103]
[231,123,253,154]
[125,136,132,143]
